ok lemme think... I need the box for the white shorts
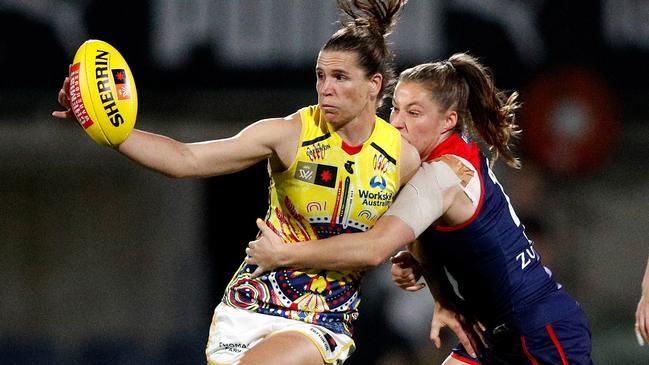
[206,303,355,364]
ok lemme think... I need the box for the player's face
[316,50,379,126]
[390,81,457,159]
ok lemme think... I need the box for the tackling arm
[246,160,465,274]
[248,215,415,274]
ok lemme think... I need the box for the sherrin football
[68,39,137,147]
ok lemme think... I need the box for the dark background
[1,1,648,364]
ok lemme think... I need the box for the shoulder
[235,111,302,154]
[255,111,302,129]
[432,154,476,188]
[246,111,302,136]
[431,154,481,208]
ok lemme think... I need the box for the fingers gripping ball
[68,40,137,147]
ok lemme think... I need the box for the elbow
[161,171,185,179]
[158,165,191,179]
[164,150,202,178]
[363,251,388,269]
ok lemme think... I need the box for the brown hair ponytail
[400,53,522,168]
[324,0,406,107]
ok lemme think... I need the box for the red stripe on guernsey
[450,352,481,365]
[341,140,363,155]
[520,336,540,365]
[330,180,343,226]
[426,134,485,232]
[546,324,569,365]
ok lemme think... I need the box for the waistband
[492,288,583,334]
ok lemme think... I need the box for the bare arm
[247,215,415,274]
[244,137,421,272]
[53,76,300,178]
[636,255,649,345]
[246,158,472,273]
[117,116,298,178]
[399,135,421,186]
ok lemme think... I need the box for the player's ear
[445,109,458,130]
[369,73,383,99]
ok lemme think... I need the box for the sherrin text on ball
[68,39,137,147]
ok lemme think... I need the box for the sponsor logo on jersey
[369,175,386,190]
[217,341,248,354]
[296,161,315,181]
[295,161,338,188]
[344,160,355,174]
[358,189,393,206]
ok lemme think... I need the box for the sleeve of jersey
[385,161,461,238]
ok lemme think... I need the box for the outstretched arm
[116,117,295,178]
[636,255,649,346]
[53,76,300,178]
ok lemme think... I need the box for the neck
[333,107,376,146]
[421,130,454,160]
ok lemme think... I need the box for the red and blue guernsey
[420,133,592,364]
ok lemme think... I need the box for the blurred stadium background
[1,1,648,364]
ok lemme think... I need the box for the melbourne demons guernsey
[420,134,580,333]
[222,105,402,337]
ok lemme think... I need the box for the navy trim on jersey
[302,133,332,146]
[369,142,396,164]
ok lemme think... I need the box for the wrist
[277,244,293,267]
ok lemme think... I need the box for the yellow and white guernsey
[222,105,401,337]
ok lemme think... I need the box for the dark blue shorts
[451,307,592,365]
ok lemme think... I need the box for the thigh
[206,304,270,364]
[206,304,354,365]
[442,353,478,365]
[448,345,483,365]
[237,331,324,365]
[522,310,593,365]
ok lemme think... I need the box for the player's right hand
[390,250,425,291]
[429,301,486,359]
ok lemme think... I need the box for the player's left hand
[245,219,285,278]
[390,251,426,291]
